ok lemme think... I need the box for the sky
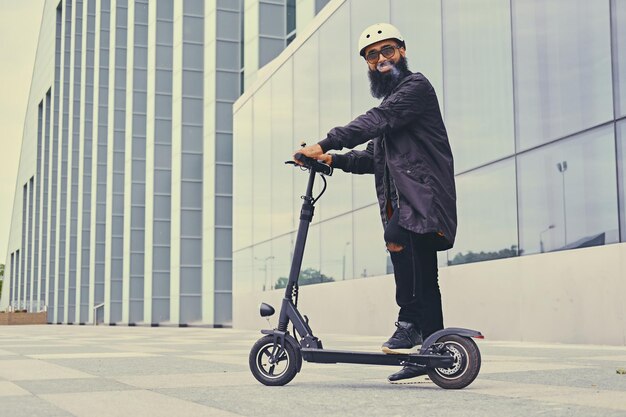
[0,0,45,262]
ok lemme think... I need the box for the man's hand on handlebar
[318,153,332,166]
[293,143,323,165]
[293,144,332,166]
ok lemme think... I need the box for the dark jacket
[318,72,456,251]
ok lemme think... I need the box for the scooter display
[248,151,483,389]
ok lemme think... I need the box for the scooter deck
[301,348,455,368]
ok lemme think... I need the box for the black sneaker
[381,321,423,354]
[388,366,428,383]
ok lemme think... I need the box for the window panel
[617,120,626,241]
[216,133,233,162]
[135,25,148,44]
[217,9,240,40]
[183,0,204,15]
[182,97,203,125]
[350,0,386,118]
[215,260,232,291]
[215,164,232,194]
[180,295,202,323]
[259,37,284,67]
[130,253,144,275]
[318,3,352,219]
[183,43,204,69]
[154,219,171,242]
[518,125,619,255]
[214,292,232,325]
[156,70,172,93]
[447,159,518,266]
[216,40,239,70]
[216,101,233,131]
[182,153,203,180]
[233,101,253,250]
[154,195,171,219]
[180,267,202,293]
[182,182,203,208]
[443,0,514,172]
[252,83,272,243]
[181,238,202,265]
[183,71,204,97]
[353,204,388,278]
[259,2,285,37]
[233,248,253,293]
[513,0,613,150]
[181,209,201,236]
[270,61,294,236]
[152,272,169,296]
[252,241,272,292]
[215,228,233,259]
[293,34,320,220]
[156,45,173,68]
[215,196,233,226]
[154,146,172,169]
[269,233,294,291]
[299,224,320,286]
[182,126,203,152]
[131,184,145,204]
[320,215,353,282]
[183,16,204,43]
[153,247,170,270]
[614,0,626,117]
[216,71,239,101]
[156,0,173,19]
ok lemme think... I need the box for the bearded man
[295,23,457,383]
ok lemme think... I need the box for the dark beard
[368,56,411,99]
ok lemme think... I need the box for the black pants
[384,210,443,338]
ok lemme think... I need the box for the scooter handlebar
[292,153,333,176]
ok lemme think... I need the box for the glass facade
[6,0,320,325]
[233,0,626,297]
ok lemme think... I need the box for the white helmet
[358,23,405,57]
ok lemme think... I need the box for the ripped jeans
[384,210,443,338]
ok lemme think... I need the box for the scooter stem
[278,168,317,331]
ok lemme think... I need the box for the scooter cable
[312,174,328,205]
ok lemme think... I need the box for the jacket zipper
[409,233,416,298]
[381,137,390,223]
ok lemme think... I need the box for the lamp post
[255,255,274,291]
[556,161,568,246]
[539,224,555,253]
[342,241,351,280]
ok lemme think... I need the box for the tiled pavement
[0,325,625,416]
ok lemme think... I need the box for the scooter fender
[419,327,483,354]
[261,329,303,372]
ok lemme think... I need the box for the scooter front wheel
[249,335,301,386]
[427,334,481,389]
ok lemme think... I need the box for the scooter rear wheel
[427,334,481,389]
[249,335,300,386]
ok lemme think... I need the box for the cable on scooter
[312,174,327,205]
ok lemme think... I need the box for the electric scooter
[248,151,483,389]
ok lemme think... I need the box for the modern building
[233,0,626,345]
[1,0,331,326]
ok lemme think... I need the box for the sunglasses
[365,45,402,64]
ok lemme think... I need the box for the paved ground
[0,325,625,416]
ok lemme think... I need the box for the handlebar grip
[294,153,333,176]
